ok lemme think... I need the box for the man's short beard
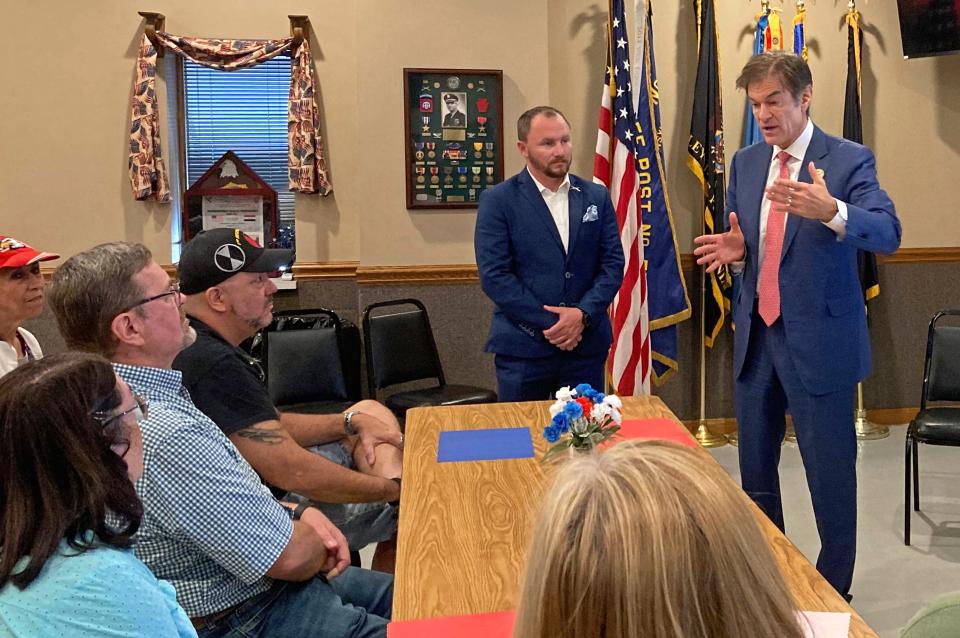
[245,312,272,333]
[543,159,570,178]
[182,326,197,349]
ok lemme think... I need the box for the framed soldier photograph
[403,68,504,209]
[440,92,467,129]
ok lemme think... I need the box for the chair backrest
[242,308,341,361]
[923,310,960,406]
[362,298,445,394]
[272,308,340,331]
[263,326,349,406]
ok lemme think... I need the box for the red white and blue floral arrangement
[542,383,622,461]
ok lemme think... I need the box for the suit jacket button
[558,302,567,307]
[564,272,573,279]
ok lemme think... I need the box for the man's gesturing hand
[693,212,746,273]
[765,162,838,222]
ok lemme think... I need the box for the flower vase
[569,444,595,457]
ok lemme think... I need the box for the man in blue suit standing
[475,106,624,402]
[694,52,901,599]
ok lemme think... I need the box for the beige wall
[353,1,549,265]
[2,1,959,265]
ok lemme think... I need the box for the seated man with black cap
[173,229,402,573]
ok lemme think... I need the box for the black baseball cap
[177,228,294,295]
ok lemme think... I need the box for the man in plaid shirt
[49,241,392,637]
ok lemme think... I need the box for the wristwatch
[294,501,309,520]
[289,501,309,521]
[577,307,591,328]
[343,410,359,436]
[388,477,402,508]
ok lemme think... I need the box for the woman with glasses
[0,352,196,637]
[0,236,59,377]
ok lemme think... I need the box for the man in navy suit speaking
[694,52,901,599]
[475,106,624,402]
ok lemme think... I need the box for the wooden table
[394,396,878,637]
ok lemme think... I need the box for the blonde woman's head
[514,440,803,638]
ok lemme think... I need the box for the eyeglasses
[239,351,266,384]
[92,394,148,458]
[93,393,149,427]
[116,394,149,424]
[122,282,181,313]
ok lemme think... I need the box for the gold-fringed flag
[634,0,691,384]
[595,0,651,393]
[762,8,784,50]
[687,0,729,347]
[843,8,880,302]
[793,2,808,60]
[743,6,785,146]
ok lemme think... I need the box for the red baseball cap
[0,236,60,269]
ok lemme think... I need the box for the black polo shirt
[173,317,278,436]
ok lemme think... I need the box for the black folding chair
[362,298,497,419]
[905,309,960,545]
[261,308,361,414]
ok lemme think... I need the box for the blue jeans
[289,442,398,550]
[199,568,392,638]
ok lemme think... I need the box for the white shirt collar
[527,167,570,195]
[773,118,814,163]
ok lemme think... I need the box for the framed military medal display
[403,68,504,209]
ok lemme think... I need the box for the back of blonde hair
[514,440,804,638]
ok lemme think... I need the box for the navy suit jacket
[475,170,624,359]
[728,126,901,396]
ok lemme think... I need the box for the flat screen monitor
[897,0,960,58]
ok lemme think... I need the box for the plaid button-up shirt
[115,364,292,617]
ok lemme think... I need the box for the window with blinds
[182,55,294,247]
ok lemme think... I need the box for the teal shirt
[902,591,960,638]
[0,539,196,637]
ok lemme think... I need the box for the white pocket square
[582,204,599,223]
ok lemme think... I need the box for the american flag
[594,0,650,395]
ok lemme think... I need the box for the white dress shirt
[737,119,848,285]
[528,168,571,253]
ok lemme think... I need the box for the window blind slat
[183,56,295,236]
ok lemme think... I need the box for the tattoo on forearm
[234,426,287,444]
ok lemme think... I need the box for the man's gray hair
[48,242,153,357]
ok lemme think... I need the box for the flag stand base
[855,381,888,440]
[855,408,889,440]
[784,423,798,444]
[695,420,727,448]
[727,430,789,447]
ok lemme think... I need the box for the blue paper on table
[437,428,535,463]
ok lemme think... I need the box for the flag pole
[856,300,888,440]
[842,0,886,440]
[695,243,726,448]
[688,0,727,448]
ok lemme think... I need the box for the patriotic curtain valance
[128,31,332,202]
